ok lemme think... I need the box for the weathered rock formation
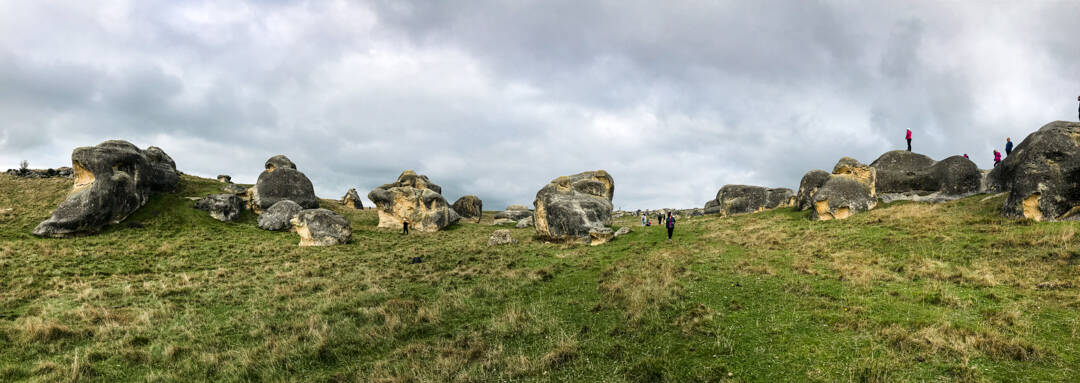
[290,208,352,246]
[368,170,456,232]
[870,151,980,202]
[33,140,179,237]
[833,157,877,197]
[248,155,318,214]
[812,175,877,221]
[614,226,631,238]
[703,185,794,216]
[222,183,248,195]
[986,121,1080,221]
[533,170,615,245]
[217,175,232,183]
[341,188,364,209]
[452,195,483,222]
[493,205,533,224]
[488,229,517,246]
[257,200,303,231]
[795,170,831,211]
[5,167,73,179]
[515,216,533,228]
[195,194,245,222]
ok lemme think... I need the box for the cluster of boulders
[493,205,532,225]
[985,121,1080,221]
[703,185,794,216]
[796,157,879,221]
[533,170,616,245]
[368,170,459,232]
[5,167,73,179]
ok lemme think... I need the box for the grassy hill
[1,174,1078,382]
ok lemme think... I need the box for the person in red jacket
[906,129,912,151]
[993,150,1002,166]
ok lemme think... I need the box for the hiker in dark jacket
[1005,138,1013,156]
[665,212,675,242]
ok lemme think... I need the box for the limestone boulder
[217,175,232,183]
[290,208,352,246]
[195,194,245,222]
[493,205,533,224]
[986,121,1080,221]
[614,226,631,238]
[796,170,831,211]
[811,175,877,221]
[870,151,980,202]
[704,185,794,216]
[832,157,877,197]
[341,188,364,209]
[452,195,483,222]
[533,170,614,244]
[257,200,303,231]
[488,229,517,246]
[33,140,180,237]
[368,170,456,232]
[515,216,534,228]
[222,183,248,195]
[589,227,615,246]
[248,155,318,214]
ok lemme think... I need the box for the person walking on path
[665,212,676,242]
[993,150,1002,167]
[1005,138,1013,156]
[402,218,409,235]
[906,129,912,151]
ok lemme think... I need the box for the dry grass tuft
[879,323,1043,362]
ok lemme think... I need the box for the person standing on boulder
[1005,138,1013,156]
[906,129,912,151]
[993,150,1002,167]
[1077,95,1079,120]
[402,218,409,235]
[963,153,969,159]
[665,212,676,242]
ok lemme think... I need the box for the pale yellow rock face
[833,164,877,197]
[533,170,615,244]
[374,187,451,232]
[72,161,94,194]
[1022,193,1043,221]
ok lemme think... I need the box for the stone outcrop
[341,188,364,209]
[832,157,876,197]
[515,216,533,228]
[812,175,877,221]
[367,170,456,232]
[533,170,615,245]
[986,121,1080,221]
[248,155,318,214]
[222,183,248,195]
[257,200,303,231]
[703,185,794,216]
[33,140,179,237]
[870,151,980,202]
[488,229,517,246]
[795,170,831,211]
[452,195,483,222]
[290,209,352,246]
[493,205,533,224]
[217,175,231,183]
[194,194,244,222]
[5,167,73,179]
[614,226,631,238]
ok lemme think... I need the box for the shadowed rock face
[812,175,877,221]
[341,188,364,209]
[248,155,318,214]
[870,151,980,198]
[986,121,1080,221]
[257,200,303,231]
[32,140,179,237]
[703,185,793,216]
[290,208,351,246]
[195,194,244,222]
[796,170,831,211]
[452,195,483,222]
[533,170,614,245]
[368,170,456,232]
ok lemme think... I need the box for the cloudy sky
[2,1,1078,209]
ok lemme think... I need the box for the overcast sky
[2,1,1079,209]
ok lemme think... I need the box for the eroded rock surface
[488,229,517,246]
[290,208,352,246]
[258,200,303,231]
[870,151,980,201]
[248,155,318,214]
[452,195,483,222]
[515,216,533,228]
[796,170,831,211]
[986,121,1080,221]
[195,194,244,222]
[812,175,877,221]
[533,170,614,244]
[704,185,793,216]
[341,188,364,209]
[33,140,179,237]
[368,170,456,232]
[493,205,533,224]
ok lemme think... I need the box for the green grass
[1,173,1078,382]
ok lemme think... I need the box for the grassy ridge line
[0,173,1078,382]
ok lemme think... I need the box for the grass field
[1,173,1078,382]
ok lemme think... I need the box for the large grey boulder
[870,151,980,202]
[986,121,1080,221]
[368,170,456,232]
[533,170,614,245]
[795,170,831,211]
[488,229,517,246]
[290,208,352,246]
[452,195,483,222]
[257,200,303,231]
[493,204,533,224]
[811,175,877,221]
[217,175,232,183]
[195,194,244,222]
[32,140,179,237]
[832,157,877,197]
[341,188,364,209]
[703,185,793,216]
[222,183,248,195]
[248,155,318,214]
[515,216,534,228]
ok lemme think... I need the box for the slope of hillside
[1,174,1078,382]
